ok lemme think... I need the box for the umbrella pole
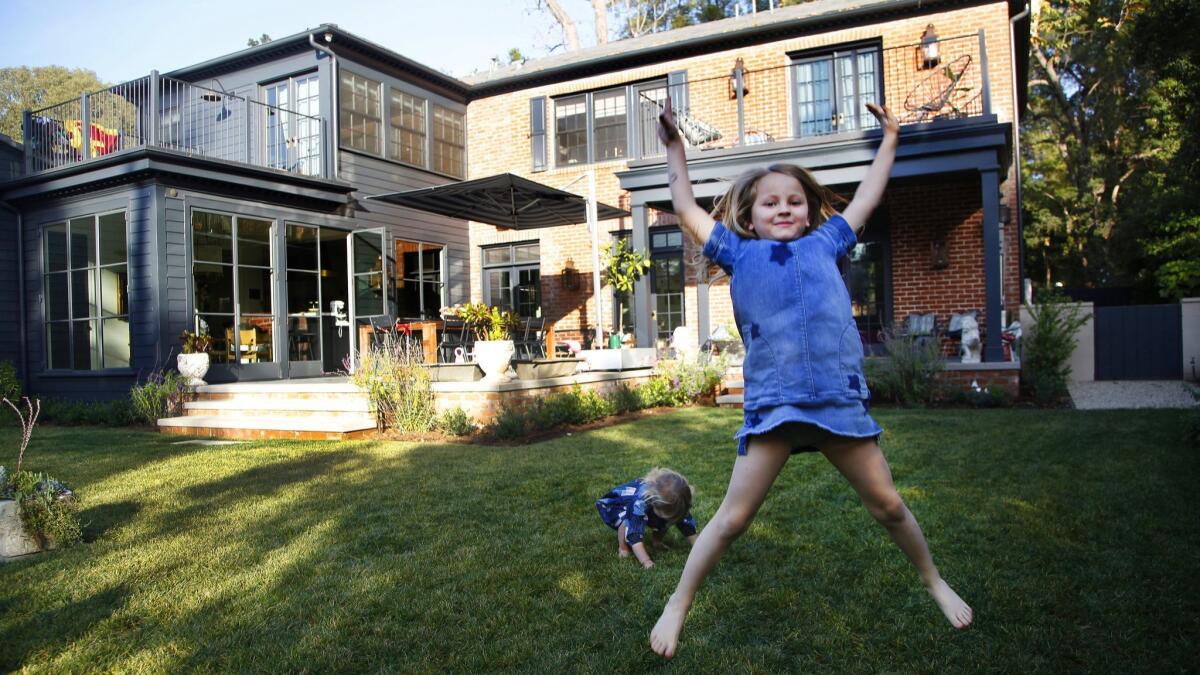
[588,170,604,349]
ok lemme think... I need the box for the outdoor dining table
[358,320,443,363]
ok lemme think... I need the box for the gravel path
[1068,380,1199,410]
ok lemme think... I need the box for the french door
[348,228,388,369]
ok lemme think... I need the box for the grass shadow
[0,584,128,672]
[80,500,142,544]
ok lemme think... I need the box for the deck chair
[903,54,974,123]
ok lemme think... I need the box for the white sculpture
[959,315,982,364]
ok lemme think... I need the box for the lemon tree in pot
[602,239,649,347]
[177,330,213,386]
[457,303,518,383]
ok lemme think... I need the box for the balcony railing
[23,72,325,178]
[645,31,991,155]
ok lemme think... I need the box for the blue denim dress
[595,479,698,545]
[703,216,883,455]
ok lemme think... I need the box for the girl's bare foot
[649,594,689,658]
[926,578,973,629]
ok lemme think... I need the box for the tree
[246,34,272,47]
[1021,0,1172,292]
[0,66,108,141]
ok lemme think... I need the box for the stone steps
[716,393,744,409]
[156,379,377,440]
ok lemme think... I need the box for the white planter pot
[473,340,515,383]
[0,499,42,558]
[177,353,211,386]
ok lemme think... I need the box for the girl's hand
[866,102,899,137]
[642,560,656,569]
[658,95,682,147]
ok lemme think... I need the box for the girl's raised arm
[842,103,900,235]
[659,96,716,244]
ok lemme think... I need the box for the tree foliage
[1022,0,1200,299]
[0,66,108,141]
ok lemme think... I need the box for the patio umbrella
[366,172,630,346]
[365,172,628,230]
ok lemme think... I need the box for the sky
[0,0,603,83]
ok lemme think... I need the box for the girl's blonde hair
[711,163,843,239]
[642,467,693,523]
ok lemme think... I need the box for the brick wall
[467,1,1023,347]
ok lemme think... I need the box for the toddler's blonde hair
[711,163,843,239]
[642,467,693,523]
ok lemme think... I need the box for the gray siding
[0,207,18,376]
[340,150,470,306]
[22,184,159,400]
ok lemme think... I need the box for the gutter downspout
[0,199,28,394]
[310,32,339,179]
[1011,2,1032,304]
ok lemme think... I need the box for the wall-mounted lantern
[920,24,940,70]
[728,57,749,99]
[930,238,949,270]
[562,257,580,291]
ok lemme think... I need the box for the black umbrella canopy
[365,173,629,229]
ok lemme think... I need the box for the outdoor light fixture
[729,57,749,99]
[562,257,580,291]
[202,78,233,121]
[324,32,333,43]
[920,24,941,69]
[931,238,949,270]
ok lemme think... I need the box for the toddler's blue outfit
[595,479,698,546]
[703,215,883,455]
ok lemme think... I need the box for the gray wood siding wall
[22,184,160,400]
[340,150,469,305]
[0,208,18,374]
[161,187,190,361]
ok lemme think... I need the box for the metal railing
[641,31,990,156]
[23,72,325,178]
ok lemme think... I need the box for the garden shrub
[1,469,81,548]
[39,398,137,427]
[639,354,726,408]
[129,370,191,424]
[605,384,642,415]
[947,385,1014,408]
[865,333,946,407]
[1022,293,1090,406]
[352,334,437,432]
[438,407,476,436]
[0,360,20,402]
[487,406,529,440]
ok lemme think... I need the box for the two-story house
[0,0,1033,402]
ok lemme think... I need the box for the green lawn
[1,407,1197,672]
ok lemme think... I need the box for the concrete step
[722,379,744,395]
[183,397,372,418]
[157,414,377,440]
[716,394,744,409]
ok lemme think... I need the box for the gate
[1093,304,1182,380]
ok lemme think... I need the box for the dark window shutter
[530,97,547,172]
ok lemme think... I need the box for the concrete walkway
[1068,380,1199,410]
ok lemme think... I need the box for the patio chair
[517,316,546,359]
[902,54,975,123]
[438,319,469,362]
[893,312,941,351]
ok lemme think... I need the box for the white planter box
[0,499,41,559]
[579,348,657,372]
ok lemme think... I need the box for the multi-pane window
[432,105,465,178]
[650,228,685,341]
[555,95,587,166]
[793,44,881,137]
[192,210,275,365]
[395,240,444,319]
[482,243,540,318]
[339,70,382,155]
[390,89,427,167]
[592,89,627,161]
[553,81,664,167]
[265,73,322,176]
[43,211,130,370]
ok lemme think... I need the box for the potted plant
[177,330,213,386]
[457,302,518,383]
[1,397,81,559]
[602,239,650,345]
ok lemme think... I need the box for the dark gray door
[1094,304,1182,380]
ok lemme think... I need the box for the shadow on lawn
[81,500,142,543]
[0,584,129,672]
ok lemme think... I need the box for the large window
[395,240,444,319]
[43,211,130,370]
[482,242,540,318]
[792,44,881,138]
[432,105,466,178]
[192,210,275,365]
[339,70,382,155]
[842,234,889,353]
[390,89,426,167]
[264,73,322,175]
[650,228,685,341]
[553,80,665,167]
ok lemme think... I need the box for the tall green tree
[0,66,108,142]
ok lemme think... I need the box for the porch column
[631,203,653,348]
[981,168,1005,362]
